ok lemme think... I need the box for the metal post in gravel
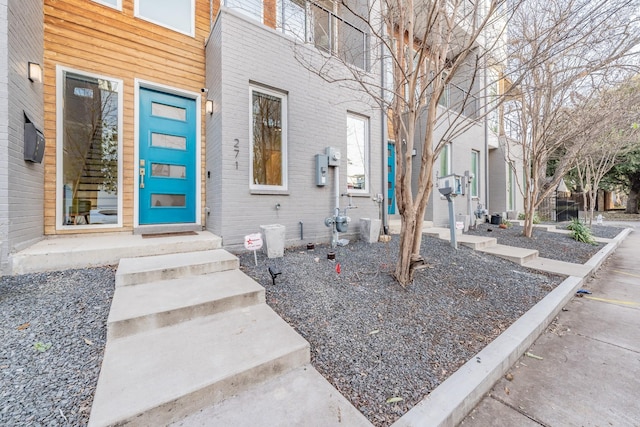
[446,194,458,250]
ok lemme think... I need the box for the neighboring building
[392,2,524,228]
[0,0,385,274]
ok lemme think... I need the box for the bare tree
[502,0,640,237]
[573,79,640,224]
[293,0,516,285]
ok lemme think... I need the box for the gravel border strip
[392,228,631,426]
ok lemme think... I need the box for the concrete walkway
[460,228,640,426]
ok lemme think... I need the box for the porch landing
[9,231,222,275]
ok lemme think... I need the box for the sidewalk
[460,227,640,426]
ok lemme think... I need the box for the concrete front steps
[391,220,594,278]
[10,230,222,274]
[89,249,368,427]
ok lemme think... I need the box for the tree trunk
[625,173,640,214]
[395,210,420,286]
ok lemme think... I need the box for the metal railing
[438,82,479,119]
[274,0,369,70]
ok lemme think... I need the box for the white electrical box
[326,147,341,167]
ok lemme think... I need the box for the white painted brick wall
[206,9,383,247]
[1,0,44,274]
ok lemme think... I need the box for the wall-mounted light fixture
[28,62,42,83]
[205,100,213,115]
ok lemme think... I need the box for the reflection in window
[471,150,479,198]
[276,0,306,42]
[347,113,368,193]
[151,133,187,150]
[152,194,186,207]
[136,0,193,35]
[251,87,287,189]
[151,102,186,121]
[439,143,451,177]
[151,163,186,178]
[62,71,120,226]
[225,0,263,21]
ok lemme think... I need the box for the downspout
[483,49,489,214]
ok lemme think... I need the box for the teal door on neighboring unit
[388,141,396,214]
[138,88,196,224]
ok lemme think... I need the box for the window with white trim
[59,70,122,227]
[92,0,121,9]
[135,0,194,36]
[250,86,287,190]
[439,142,451,176]
[346,113,369,193]
[471,149,479,198]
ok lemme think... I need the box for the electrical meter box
[437,174,464,197]
[24,122,45,163]
[315,154,328,186]
[326,147,341,167]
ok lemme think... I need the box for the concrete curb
[391,228,631,427]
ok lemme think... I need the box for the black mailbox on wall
[24,122,45,163]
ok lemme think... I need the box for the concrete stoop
[89,249,366,427]
[9,231,222,274]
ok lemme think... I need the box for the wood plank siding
[43,0,213,234]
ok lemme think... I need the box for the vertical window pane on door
[251,88,286,189]
[347,113,368,192]
[137,0,193,35]
[62,72,120,226]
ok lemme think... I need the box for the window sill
[250,189,290,196]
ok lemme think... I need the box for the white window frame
[439,142,452,177]
[346,112,369,194]
[56,65,124,230]
[249,85,288,192]
[471,149,480,198]
[134,0,195,37]
[92,0,122,10]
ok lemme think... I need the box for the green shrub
[567,218,596,244]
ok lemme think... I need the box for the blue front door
[388,142,396,215]
[139,88,196,224]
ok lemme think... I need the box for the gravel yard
[237,226,612,426]
[0,224,627,426]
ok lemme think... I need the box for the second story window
[92,0,121,10]
[136,0,194,36]
[226,0,263,22]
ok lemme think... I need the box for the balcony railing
[438,82,479,120]
[275,0,369,70]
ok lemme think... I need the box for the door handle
[140,159,146,189]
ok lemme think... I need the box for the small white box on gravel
[260,224,285,258]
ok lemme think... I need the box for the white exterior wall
[0,0,44,275]
[412,107,486,228]
[206,9,383,248]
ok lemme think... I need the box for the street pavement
[460,225,640,427]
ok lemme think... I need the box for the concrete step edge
[107,270,266,340]
[89,304,310,427]
[10,232,222,275]
[115,249,238,287]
